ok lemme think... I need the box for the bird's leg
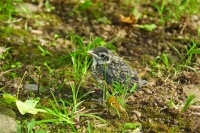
[92,69,108,105]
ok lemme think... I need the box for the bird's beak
[87,50,93,55]
[87,50,100,59]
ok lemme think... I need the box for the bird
[87,47,147,91]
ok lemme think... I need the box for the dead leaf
[38,38,48,46]
[0,47,6,55]
[107,95,126,117]
[31,30,43,35]
[119,14,137,24]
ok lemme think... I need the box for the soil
[0,0,200,132]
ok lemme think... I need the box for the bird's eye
[99,53,105,58]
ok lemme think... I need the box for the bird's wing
[98,64,116,84]
[98,60,139,86]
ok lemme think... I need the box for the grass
[153,0,166,28]
[0,0,200,132]
[110,77,138,110]
[0,0,19,35]
[167,93,197,112]
[20,119,48,133]
[1,36,199,132]
[38,91,106,132]
[0,47,11,60]
[151,41,199,77]
[38,46,52,57]
[173,41,200,73]
[1,34,108,132]
[0,0,15,21]
[181,93,196,112]
[32,35,108,131]
[152,0,200,40]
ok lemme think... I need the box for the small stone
[0,114,18,133]
[24,84,39,91]
[144,88,152,94]
[133,110,142,119]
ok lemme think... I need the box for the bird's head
[87,47,110,65]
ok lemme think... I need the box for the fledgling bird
[87,47,147,90]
